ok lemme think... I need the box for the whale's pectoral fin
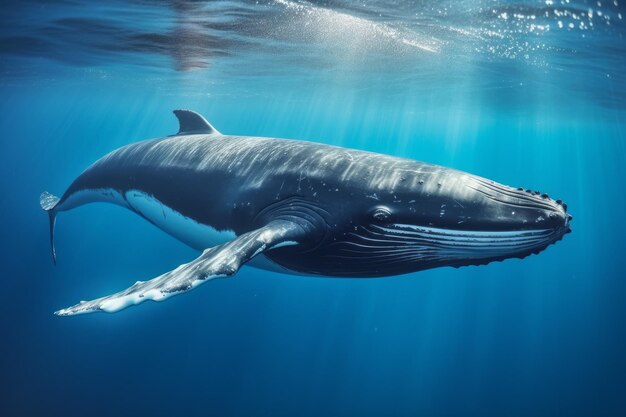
[54,220,304,316]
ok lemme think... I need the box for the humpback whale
[42,110,572,316]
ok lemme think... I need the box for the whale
[41,109,572,316]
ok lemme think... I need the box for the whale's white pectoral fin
[54,220,304,316]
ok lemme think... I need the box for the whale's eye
[371,206,392,222]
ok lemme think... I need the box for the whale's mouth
[325,221,570,275]
[369,223,568,261]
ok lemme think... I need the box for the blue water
[1,0,625,416]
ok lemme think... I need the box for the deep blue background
[1,1,625,416]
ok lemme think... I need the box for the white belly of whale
[125,190,236,250]
[124,190,296,274]
[61,188,300,274]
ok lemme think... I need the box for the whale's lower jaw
[274,222,569,278]
[373,223,568,262]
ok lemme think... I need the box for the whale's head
[315,168,572,277]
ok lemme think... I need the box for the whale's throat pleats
[276,223,561,277]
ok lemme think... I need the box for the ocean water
[1,0,625,416]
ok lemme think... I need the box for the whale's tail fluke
[40,191,60,264]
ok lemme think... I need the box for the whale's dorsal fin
[173,109,220,135]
